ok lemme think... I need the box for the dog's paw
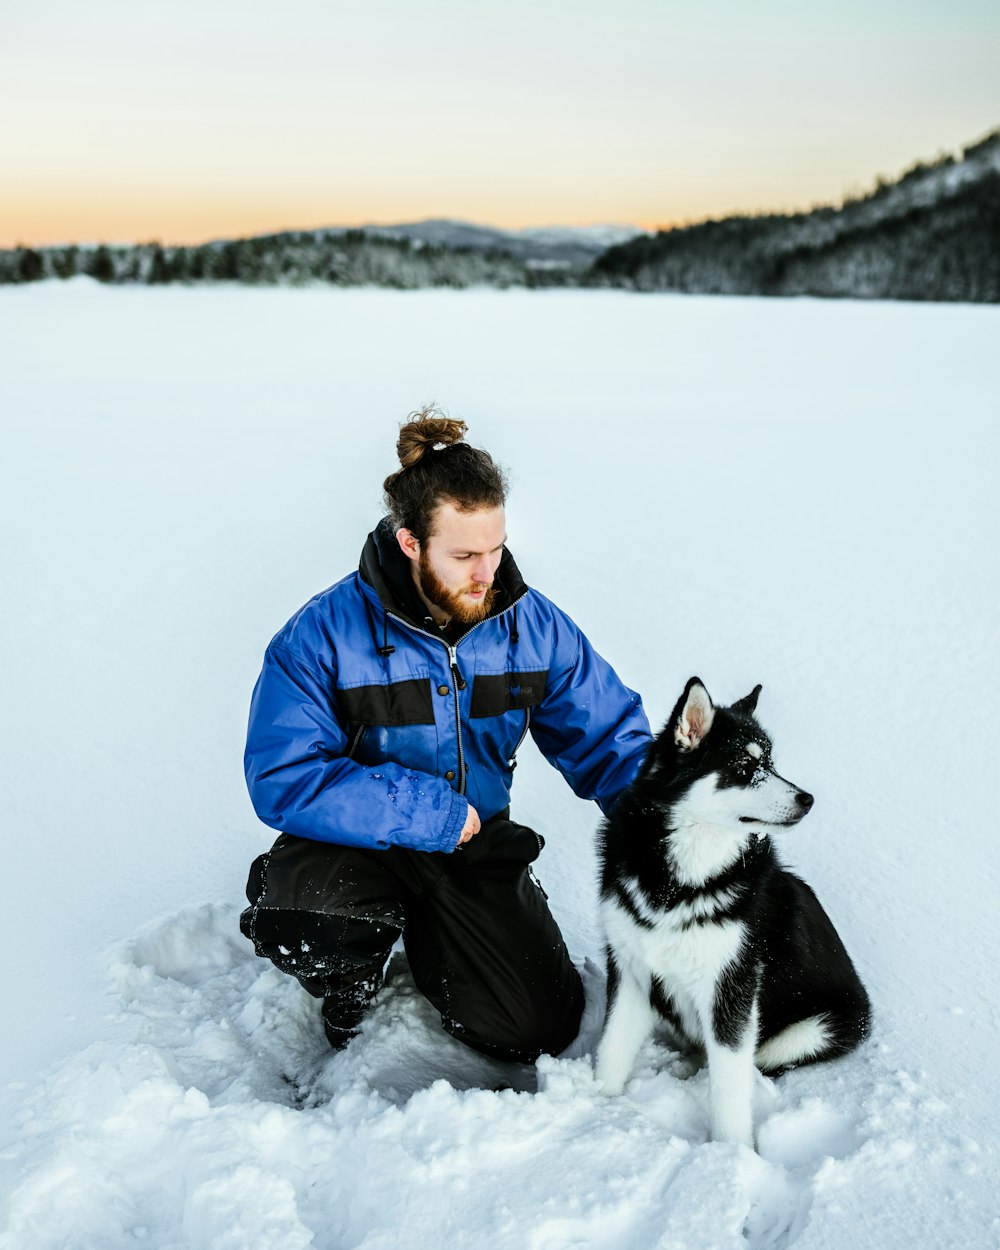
[709,1109,755,1149]
[593,1060,628,1097]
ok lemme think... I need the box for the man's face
[399,502,506,626]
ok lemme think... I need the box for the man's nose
[471,557,493,584]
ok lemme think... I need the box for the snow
[1,283,998,1248]
[515,225,645,248]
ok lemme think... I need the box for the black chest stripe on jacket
[336,678,435,727]
[470,671,549,719]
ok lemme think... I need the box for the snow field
[1,282,998,1248]
[1,903,980,1250]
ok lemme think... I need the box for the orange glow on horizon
[1,131,986,250]
[0,174,796,249]
[0,196,771,250]
[2,198,659,250]
[4,149,926,249]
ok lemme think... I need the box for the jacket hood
[358,516,528,634]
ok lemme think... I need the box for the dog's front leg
[595,954,654,1096]
[705,1000,759,1147]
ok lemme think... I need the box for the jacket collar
[358,516,528,635]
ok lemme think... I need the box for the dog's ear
[732,684,763,716]
[673,677,715,752]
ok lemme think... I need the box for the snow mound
[1,903,981,1250]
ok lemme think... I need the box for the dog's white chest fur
[602,883,746,1042]
[597,884,759,1146]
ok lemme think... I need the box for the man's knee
[243,835,405,913]
[440,964,585,1064]
[240,902,403,997]
[240,835,408,992]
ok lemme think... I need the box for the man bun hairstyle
[383,406,508,545]
[395,411,468,469]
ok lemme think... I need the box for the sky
[3,0,999,247]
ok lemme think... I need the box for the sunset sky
[3,0,998,248]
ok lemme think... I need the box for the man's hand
[457,804,482,846]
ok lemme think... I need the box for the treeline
[4,131,998,302]
[586,132,1000,304]
[0,230,571,289]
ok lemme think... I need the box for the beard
[417,548,497,625]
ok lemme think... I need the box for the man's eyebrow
[449,536,508,554]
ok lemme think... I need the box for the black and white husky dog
[595,678,870,1147]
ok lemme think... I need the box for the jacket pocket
[337,677,435,726]
[470,670,548,718]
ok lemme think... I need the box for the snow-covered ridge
[591,129,1000,301]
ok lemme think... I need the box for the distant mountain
[588,130,1000,303]
[264,219,643,269]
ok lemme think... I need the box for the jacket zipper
[384,592,528,796]
[508,707,531,770]
[447,644,467,793]
[346,724,365,760]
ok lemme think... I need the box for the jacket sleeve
[528,602,651,815]
[244,642,468,853]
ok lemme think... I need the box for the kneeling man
[241,409,651,1062]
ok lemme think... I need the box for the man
[241,410,651,1063]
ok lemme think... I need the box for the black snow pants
[239,810,584,1063]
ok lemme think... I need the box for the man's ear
[396,528,420,564]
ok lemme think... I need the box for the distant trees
[5,227,556,290]
[88,246,116,282]
[3,130,997,302]
[0,224,582,290]
[18,248,44,282]
[51,245,79,279]
[588,131,1000,304]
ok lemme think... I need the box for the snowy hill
[590,130,1000,302]
[1,283,998,1248]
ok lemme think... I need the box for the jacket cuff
[434,789,468,853]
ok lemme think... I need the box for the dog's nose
[796,791,814,812]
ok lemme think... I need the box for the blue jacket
[244,521,651,854]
